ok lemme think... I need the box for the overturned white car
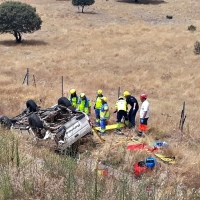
[0,97,93,153]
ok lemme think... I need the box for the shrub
[188,25,196,32]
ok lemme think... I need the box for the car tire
[58,97,71,108]
[0,116,12,128]
[28,113,43,129]
[26,100,38,112]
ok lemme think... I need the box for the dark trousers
[140,118,149,125]
[128,108,138,127]
[117,110,128,123]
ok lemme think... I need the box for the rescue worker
[77,93,91,116]
[138,93,149,136]
[99,97,110,136]
[114,96,129,134]
[94,89,103,126]
[69,89,78,109]
[123,91,139,128]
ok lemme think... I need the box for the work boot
[137,131,143,137]
[115,129,124,135]
[95,122,100,127]
[100,132,105,136]
[128,123,135,129]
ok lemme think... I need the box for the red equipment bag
[133,161,148,178]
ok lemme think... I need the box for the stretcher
[154,153,175,164]
[94,123,125,131]
[92,129,105,143]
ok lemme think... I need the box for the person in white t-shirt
[138,93,149,136]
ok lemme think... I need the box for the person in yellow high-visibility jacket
[94,89,103,126]
[99,97,110,136]
[114,96,129,135]
[77,93,91,116]
[68,89,78,109]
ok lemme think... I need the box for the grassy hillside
[0,0,200,199]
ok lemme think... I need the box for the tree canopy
[0,1,42,43]
[72,0,95,13]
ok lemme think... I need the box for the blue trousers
[100,119,106,134]
[95,109,100,122]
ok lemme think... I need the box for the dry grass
[0,0,200,198]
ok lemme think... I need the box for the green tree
[72,0,95,13]
[0,1,42,43]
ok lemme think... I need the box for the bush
[188,25,196,32]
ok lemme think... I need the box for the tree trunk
[82,6,84,13]
[14,31,22,43]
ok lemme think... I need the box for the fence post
[179,102,186,132]
[22,73,27,85]
[118,87,120,98]
[33,75,36,88]
[62,76,64,97]
[27,68,29,86]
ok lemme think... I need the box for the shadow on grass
[76,11,98,15]
[116,0,167,5]
[0,39,48,46]
[148,0,167,4]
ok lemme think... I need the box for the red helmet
[140,93,147,99]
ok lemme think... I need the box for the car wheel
[26,100,38,112]
[0,116,12,128]
[58,97,71,108]
[28,113,43,128]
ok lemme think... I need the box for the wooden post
[179,102,186,132]
[33,75,36,88]
[118,87,120,98]
[62,76,64,97]
[27,68,29,85]
[22,73,27,85]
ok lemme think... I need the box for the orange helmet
[140,94,147,99]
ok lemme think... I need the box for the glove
[140,119,144,124]
[113,110,117,113]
